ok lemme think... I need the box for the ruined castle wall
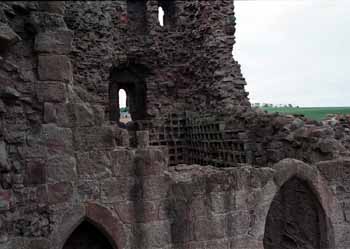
[135,112,249,167]
[0,1,350,249]
[135,110,350,168]
[64,0,249,119]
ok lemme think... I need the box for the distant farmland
[261,107,350,121]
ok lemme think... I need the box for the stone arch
[50,203,126,249]
[262,159,338,249]
[63,220,114,249]
[109,63,150,124]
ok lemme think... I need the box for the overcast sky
[234,0,350,107]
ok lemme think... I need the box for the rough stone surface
[38,55,72,82]
[0,23,20,50]
[0,1,349,249]
[34,30,72,54]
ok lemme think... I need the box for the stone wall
[0,1,350,249]
[64,0,249,119]
[134,110,350,168]
[135,112,249,167]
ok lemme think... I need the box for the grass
[260,107,350,121]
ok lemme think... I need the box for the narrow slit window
[158,6,164,27]
[119,89,131,124]
[158,0,177,28]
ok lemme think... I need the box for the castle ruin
[0,1,350,249]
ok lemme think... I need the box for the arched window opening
[264,177,329,249]
[127,0,147,34]
[158,0,177,28]
[109,63,149,126]
[119,89,131,124]
[63,220,114,249]
[158,6,164,27]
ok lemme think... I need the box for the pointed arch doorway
[263,177,329,249]
[63,220,114,249]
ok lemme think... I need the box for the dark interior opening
[109,64,149,125]
[158,0,177,27]
[263,177,329,249]
[127,0,147,33]
[63,220,114,249]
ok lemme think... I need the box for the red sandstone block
[25,159,47,186]
[48,182,73,204]
[0,190,11,211]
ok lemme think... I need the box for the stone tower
[64,0,249,121]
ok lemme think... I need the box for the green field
[261,107,350,121]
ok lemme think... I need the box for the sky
[120,0,350,108]
[233,0,350,107]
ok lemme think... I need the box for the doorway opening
[63,220,114,249]
[264,177,329,249]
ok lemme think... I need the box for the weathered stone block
[41,124,73,155]
[39,1,66,15]
[0,23,21,50]
[48,182,73,204]
[38,55,72,82]
[136,130,149,148]
[43,102,57,123]
[225,211,250,237]
[111,148,135,177]
[194,215,226,241]
[69,103,96,127]
[0,140,9,171]
[115,200,157,223]
[47,154,77,183]
[77,180,100,201]
[35,30,73,54]
[101,177,141,202]
[130,221,171,249]
[52,102,102,128]
[209,191,236,214]
[76,151,112,179]
[36,81,66,103]
[74,126,116,151]
[25,159,47,185]
[29,12,67,32]
[0,190,11,211]
[134,149,167,176]
[142,176,168,200]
